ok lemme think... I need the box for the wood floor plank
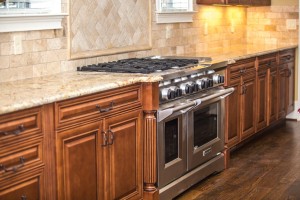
[175,121,300,200]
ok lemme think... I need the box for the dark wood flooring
[175,121,300,200]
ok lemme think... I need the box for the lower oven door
[157,110,187,188]
[187,93,226,170]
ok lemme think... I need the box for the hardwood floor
[175,121,300,200]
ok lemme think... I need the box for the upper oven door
[187,91,227,170]
[157,110,187,188]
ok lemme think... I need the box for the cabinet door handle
[21,195,27,200]
[0,156,25,173]
[107,130,114,146]
[101,131,108,147]
[239,68,246,74]
[96,101,114,113]
[0,125,25,136]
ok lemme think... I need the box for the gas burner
[77,57,199,74]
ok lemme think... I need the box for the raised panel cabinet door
[278,66,287,119]
[268,69,278,125]
[225,78,240,147]
[240,77,256,140]
[104,110,143,200]
[56,122,103,200]
[286,62,295,114]
[256,70,268,132]
[0,170,43,200]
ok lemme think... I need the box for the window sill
[0,13,68,33]
[155,11,196,24]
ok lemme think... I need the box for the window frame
[156,0,196,24]
[0,0,67,33]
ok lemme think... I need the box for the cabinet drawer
[0,139,43,179]
[257,53,277,71]
[279,49,295,64]
[0,168,44,199]
[0,107,43,148]
[227,58,256,80]
[56,84,142,128]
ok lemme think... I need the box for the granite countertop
[0,72,162,115]
[182,44,298,64]
[0,43,297,115]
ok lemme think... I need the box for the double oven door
[157,88,231,188]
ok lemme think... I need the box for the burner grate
[77,58,199,74]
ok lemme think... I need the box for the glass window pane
[161,0,189,11]
[0,0,50,14]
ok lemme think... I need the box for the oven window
[165,118,179,164]
[193,103,218,148]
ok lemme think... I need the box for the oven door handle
[157,100,200,122]
[157,87,234,122]
[200,87,235,103]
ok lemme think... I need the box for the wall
[272,0,298,6]
[0,0,298,83]
[0,1,247,83]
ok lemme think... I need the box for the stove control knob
[180,82,194,94]
[170,86,182,97]
[208,78,214,88]
[197,78,210,89]
[161,88,174,100]
[213,74,225,84]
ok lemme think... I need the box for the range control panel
[159,69,225,103]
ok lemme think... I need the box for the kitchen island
[0,43,297,200]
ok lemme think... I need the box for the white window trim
[0,13,67,32]
[156,0,195,24]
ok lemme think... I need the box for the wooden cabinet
[56,85,143,200]
[225,79,240,146]
[226,48,295,150]
[278,49,295,118]
[256,54,277,130]
[0,107,45,200]
[196,0,270,6]
[225,58,256,147]
[268,67,278,125]
[240,75,256,139]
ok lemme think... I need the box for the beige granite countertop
[0,43,297,115]
[182,44,298,64]
[0,72,162,115]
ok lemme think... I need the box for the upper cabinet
[196,0,271,6]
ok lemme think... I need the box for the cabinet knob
[96,101,114,113]
[21,195,27,200]
[0,125,25,136]
[0,156,25,173]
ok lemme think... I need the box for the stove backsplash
[0,0,298,83]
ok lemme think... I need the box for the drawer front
[258,53,277,71]
[0,139,43,180]
[56,84,142,128]
[279,49,295,65]
[228,58,256,80]
[0,168,44,200]
[0,107,43,148]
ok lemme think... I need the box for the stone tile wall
[247,6,299,45]
[0,1,298,83]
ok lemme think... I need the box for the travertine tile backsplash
[0,0,298,83]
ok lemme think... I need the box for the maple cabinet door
[256,70,268,131]
[56,122,103,200]
[105,110,143,200]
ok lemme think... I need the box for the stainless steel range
[77,56,234,199]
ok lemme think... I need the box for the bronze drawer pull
[107,130,114,146]
[0,156,25,173]
[96,101,114,113]
[0,124,25,136]
[21,195,27,200]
